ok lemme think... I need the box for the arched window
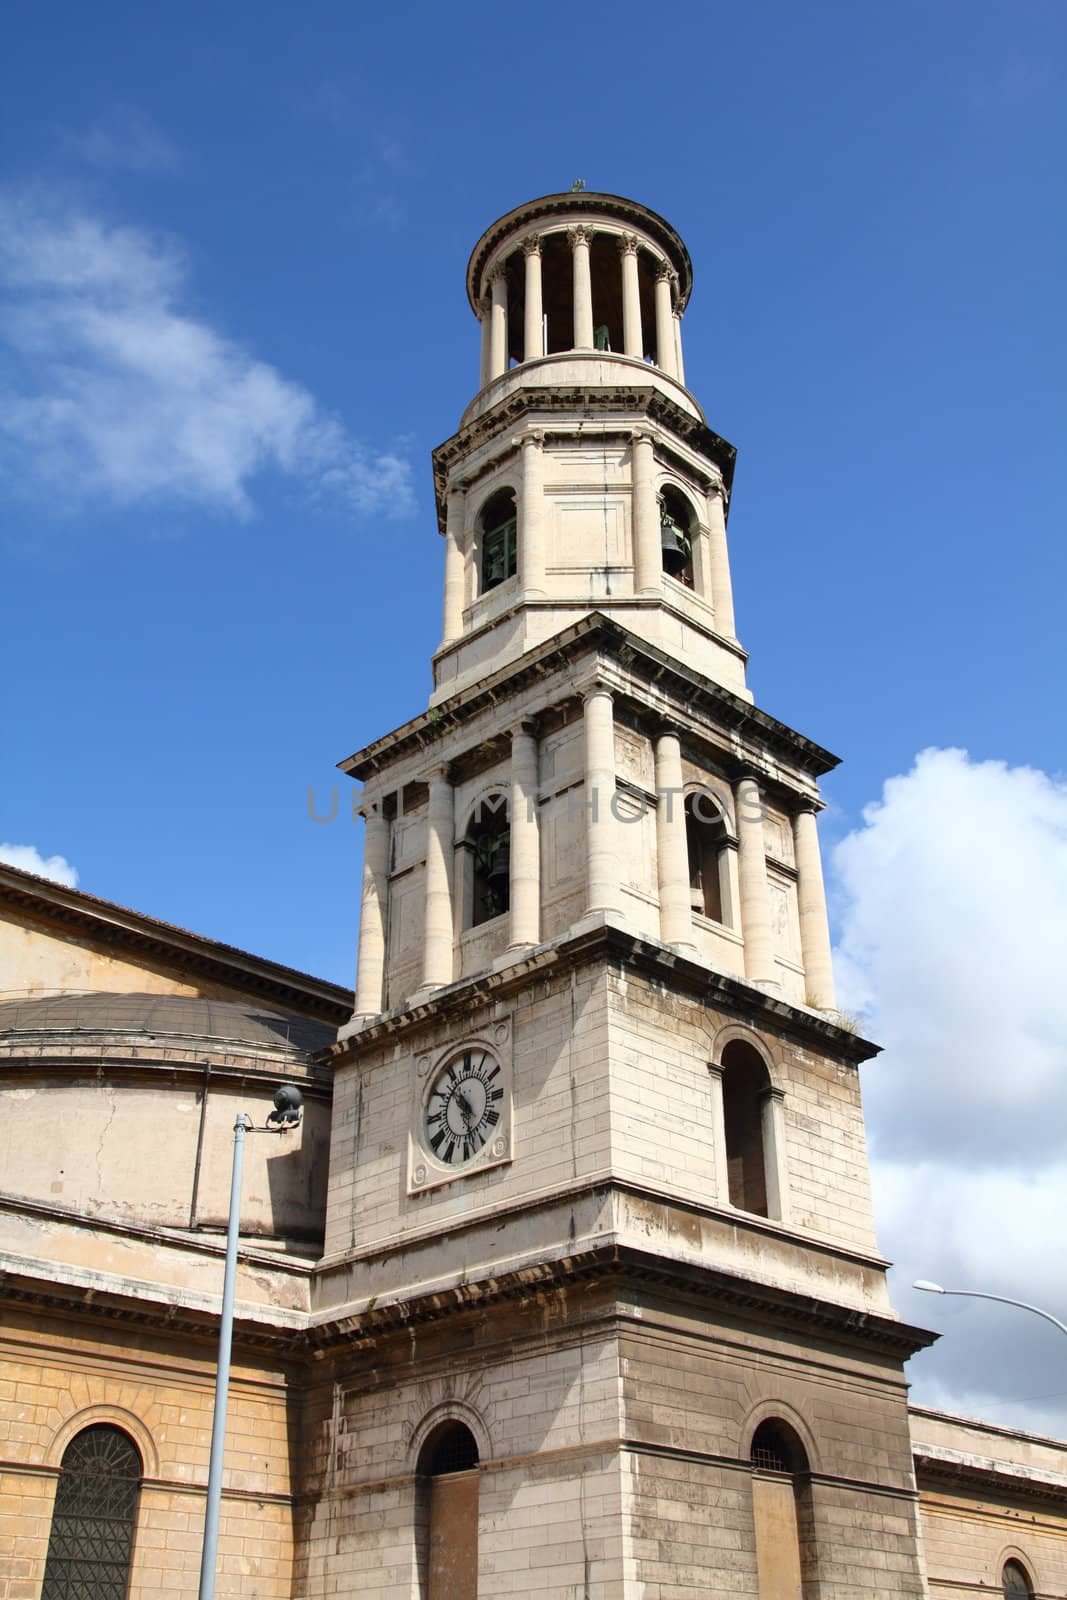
[464,793,510,928]
[749,1418,817,1599]
[659,485,695,587]
[1002,1560,1034,1597]
[42,1424,142,1600]
[418,1421,480,1600]
[686,790,730,924]
[721,1040,772,1216]
[478,488,517,593]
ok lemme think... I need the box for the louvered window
[42,1425,142,1600]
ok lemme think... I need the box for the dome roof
[0,991,334,1054]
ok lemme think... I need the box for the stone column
[420,767,454,991]
[793,806,837,1009]
[489,269,508,380]
[735,772,776,987]
[519,432,545,597]
[631,431,661,594]
[478,298,491,389]
[705,483,736,639]
[673,309,686,386]
[440,483,466,647]
[654,264,678,378]
[352,802,389,1018]
[523,235,544,363]
[569,225,595,349]
[707,1063,731,1205]
[619,233,643,358]
[508,720,540,949]
[583,685,619,914]
[760,1086,789,1221]
[654,728,694,947]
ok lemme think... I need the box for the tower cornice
[433,382,736,534]
[338,614,838,785]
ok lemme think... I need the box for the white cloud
[0,843,79,887]
[832,748,1067,1434]
[61,108,183,176]
[0,186,414,518]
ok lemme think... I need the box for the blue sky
[3,3,1066,1427]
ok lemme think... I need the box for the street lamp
[913,1280,1067,1340]
[198,1085,304,1600]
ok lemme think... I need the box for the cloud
[0,186,414,518]
[60,108,183,176]
[832,748,1067,1433]
[0,843,79,887]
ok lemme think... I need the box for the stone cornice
[912,1447,1067,1504]
[328,915,877,1066]
[433,382,736,533]
[338,613,839,786]
[0,864,350,1025]
[0,1238,933,1366]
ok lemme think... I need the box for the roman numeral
[430,1130,445,1155]
[486,1108,499,1126]
[489,1087,503,1102]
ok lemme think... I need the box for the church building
[1,189,1065,1600]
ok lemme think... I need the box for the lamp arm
[942,1288,1067,1341]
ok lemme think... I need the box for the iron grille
[42,1426,142,1600]
[750,1442,789,1472]
[1003,1562,1033,1597]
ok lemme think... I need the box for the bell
[486,841,510,891]
[660,514,690,578]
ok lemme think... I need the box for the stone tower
[308,192,933,1599]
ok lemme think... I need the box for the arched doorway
[418,1420,480,1599]
[750,1417,816,1598]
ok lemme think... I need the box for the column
[631,431,661,593]
[653,728,694,947]
[420,767,454,991]
[508,720,540,949]
[619,234,643,358]
[706,1064,731,1205]
[735,772,776,987]
[793,806,837,1009]
[489,269,508,380]
[583,685,619,914]
[522,235,544,363]
[759,1086,789,1221]
[569,225,595,349]
[440,483,466,647]
[654,263,678,378]
[691,522,712,603]
[519,433,545,597]
[705,483,736,638]
[673,308,686,385]
[352,803,389,1018]
[478,299,491,389]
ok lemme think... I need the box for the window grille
[750,1440,789,1472]
[42,1425,142,1600]
[1003,1560,1034,1597]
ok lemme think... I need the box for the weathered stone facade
[1,190,1064,1599]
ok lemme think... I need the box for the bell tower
[308,193,934,1600]
[432,190,747,708]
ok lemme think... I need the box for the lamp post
[198,1085,304,1600]
[913,1280,1067,1341]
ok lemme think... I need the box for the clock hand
[455,1088,474,1125]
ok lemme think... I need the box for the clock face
[424,1047,504,1167]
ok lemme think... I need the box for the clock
[422,1046,504,1168]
